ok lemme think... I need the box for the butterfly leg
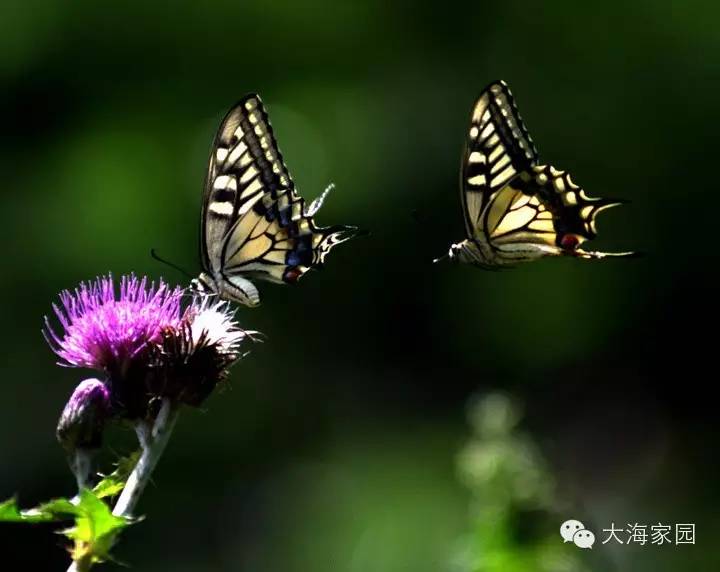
[573,249,639,259]
[305,183,335,217]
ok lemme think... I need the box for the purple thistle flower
[44,274,184,372]
[45,274,257,420]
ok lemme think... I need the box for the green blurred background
[1,1,717,570]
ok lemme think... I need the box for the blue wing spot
[278,206,291,226]
[286,236,313,266]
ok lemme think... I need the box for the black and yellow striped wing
[482,166,624,253]
[461,81,538,238]
[454,81,633,266]
[200,94,357,306]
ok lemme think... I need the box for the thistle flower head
[45,275,256,419]
[185,297,251,354]
[148,296,256,407]
[44,274,183,373]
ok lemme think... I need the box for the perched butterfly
[438,80,634,268]
[192,94,359,306]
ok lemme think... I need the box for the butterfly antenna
[150,249,194,279]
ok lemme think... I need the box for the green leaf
[0,498,20,520]
[93,450,140,499]
[0,496,76,523]
[0,498,29,522]
[1,451,139,566]
[2,489,134,566]
[62,489,132,566]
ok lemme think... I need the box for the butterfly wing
[201,94,357,306]
[460,80,539,239]
[483,167,624,255]
[457,81,633,264]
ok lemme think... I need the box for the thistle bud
[57,379,110,490]
[56,378,111,451]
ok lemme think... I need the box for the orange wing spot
[283,267,303,284]
[560,234,580,251]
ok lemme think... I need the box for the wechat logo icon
[560,519,595,549]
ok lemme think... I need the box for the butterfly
[192,94,359,307]
[438,80,634,268]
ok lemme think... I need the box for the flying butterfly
[192,94,359,307]
[438,80,634,268]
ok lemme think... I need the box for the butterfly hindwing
[200,95,357,306]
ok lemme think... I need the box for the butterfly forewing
[484,174,559,252]
[461,81,539,237]
[202,96,292,270]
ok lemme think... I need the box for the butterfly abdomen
[192,273,218,295]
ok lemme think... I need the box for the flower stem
[65,398,179,572]
[113,398,178,517]
[71,449,93,492]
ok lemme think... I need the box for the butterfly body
[443,81,633,268]
[196,94,358,307]
[192,271,260,306]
